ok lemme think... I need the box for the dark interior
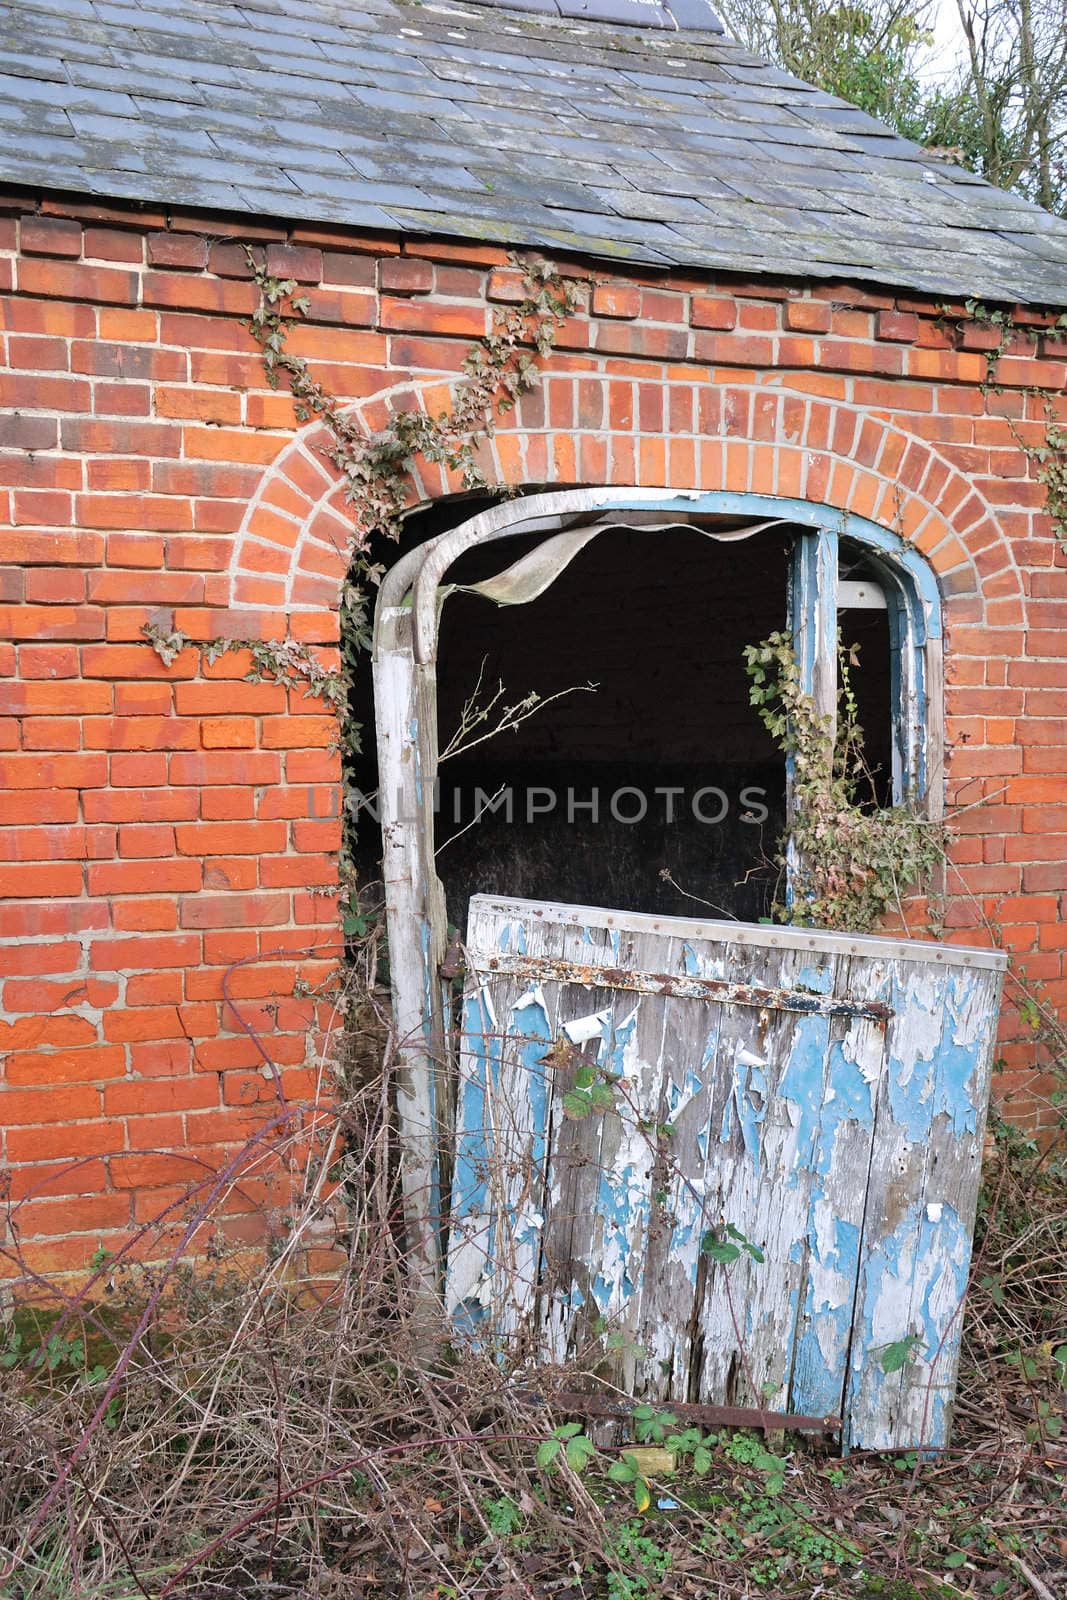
[838,540,895,809]
[349,505,794,929]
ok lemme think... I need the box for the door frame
[369,487,944,1284]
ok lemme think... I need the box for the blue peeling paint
[812,1036,877,1180]
[513,990,553,1181]
[451,987,503,1218]
[592,1272,613,1312]
[791,1216,862,1417]
[682,942,700,977]
[778,1014,832,1171]
[733,1051,766,1172]
[885,971,986,1144]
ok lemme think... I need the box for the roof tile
[0,0,1063,304]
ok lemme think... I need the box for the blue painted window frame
[785,509,939,807]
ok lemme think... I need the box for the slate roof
[2,0,1067,305]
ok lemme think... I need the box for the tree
[717,0,936,133]
[717,0,1067,215]
[942,0,1067,213]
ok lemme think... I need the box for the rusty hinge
[468,951,892,1024]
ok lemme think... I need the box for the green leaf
[554,1422,584,1439]
[632,1476,651,1513]
[564,1434,596,1472]
[608,1458,638,1484]
[880,1335,920,1374]
[535,1439,561,1469]
[562,1089,592,1120]
[701,1230,741,1265]
[589,1083,616,1112]
[693,1445,713,1475]
[944,1552,967,1569]
[573,1064,596,1089]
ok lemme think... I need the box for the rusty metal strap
[544,1390,842,1435]
[468,951,892,1023]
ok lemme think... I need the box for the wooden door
[445,895,1005,1451]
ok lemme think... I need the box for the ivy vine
[940,297,1067,554]
[743,631,944,932]
[146,250,580,923]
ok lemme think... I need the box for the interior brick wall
[1,193,1064,1285]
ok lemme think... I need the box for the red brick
[16,644,78,679]
[103,1006,182,1043]
[109,1153,206,1189]
[18,258,138,304]
[2,530,103,565]
[0,680,110,715]
[379,257,434,294]
[174,820,286,856]
[87,859,202,895]
[691,296,737,330]
[20,215,82,257]
[3,976,117,1013]
[146,232,209,269]
[15,1194,131,1237]
[179,891,290,929]
[785,300,831,333]
[0,752,107,788]
[6,1045,126,1085]
[201,716,256,748]
[89,934,201,971]
[265,243,323,282]
[0,1085,102,1124]
[83,786,196,822]
[112,897,179,931]
[104,1077,218,1115]
[83,226,144,263]
[25,567,87,604]
[0,604,104,641]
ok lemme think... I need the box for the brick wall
[1,194,1065,1284]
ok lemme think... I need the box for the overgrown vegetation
[1,1077,1064,1597]
[742,629,944,930]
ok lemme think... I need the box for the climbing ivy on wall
[146,252,580,921]
[941,297,1067,554]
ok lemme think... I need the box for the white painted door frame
[370,487,942,1287]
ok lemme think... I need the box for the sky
[918,0,967,82]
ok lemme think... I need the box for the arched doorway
[365,487,943,1283]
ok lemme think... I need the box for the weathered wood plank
[844,959,1003,1451]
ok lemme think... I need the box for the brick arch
[225,373,1025,635]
